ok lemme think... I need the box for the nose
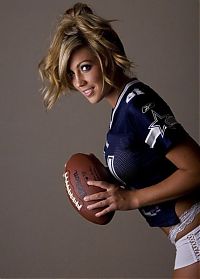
[74,73,86,88]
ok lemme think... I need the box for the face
[68,46,110,104]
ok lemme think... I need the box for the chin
[87,95,103,104]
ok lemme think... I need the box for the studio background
[0,0,199,278]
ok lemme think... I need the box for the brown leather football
[63,153,115,225]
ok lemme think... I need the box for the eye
[80,64,92,72]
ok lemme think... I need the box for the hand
[84,180,138,217]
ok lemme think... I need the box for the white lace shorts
[168,202,200,270]
[174,225,200,269]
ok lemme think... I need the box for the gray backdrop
[0,0,199,278]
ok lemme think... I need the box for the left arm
[84,135,200,217]
[135,135,200,207]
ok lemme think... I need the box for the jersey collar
[110,78,139,129]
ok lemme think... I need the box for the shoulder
[125,80,171,123]
[126,80,168,109]
[125,80,174,124]
[124,80,187,151]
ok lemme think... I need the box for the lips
[82,87,94,97]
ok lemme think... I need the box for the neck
[105,75,131,108]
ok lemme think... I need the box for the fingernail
[84,196,88,201]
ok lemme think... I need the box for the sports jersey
[104,78,188,227]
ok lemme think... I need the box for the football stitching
[63,171,83,211]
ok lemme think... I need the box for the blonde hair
[38,2,133,110]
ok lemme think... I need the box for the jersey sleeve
[127,84,188,154]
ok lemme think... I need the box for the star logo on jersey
[149,111,168,137]
[145,110,175,148]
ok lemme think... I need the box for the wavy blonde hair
[38,2,133,110]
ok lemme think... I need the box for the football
[63,153,115,225]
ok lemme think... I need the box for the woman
[39,3,200,278]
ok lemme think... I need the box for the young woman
[39,3,200,278]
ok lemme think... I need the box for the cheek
[92,70,103,87]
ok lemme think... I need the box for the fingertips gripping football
[63,153,115,225]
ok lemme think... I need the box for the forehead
[68,47,98,70]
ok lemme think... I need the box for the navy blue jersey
[104,79,188,227]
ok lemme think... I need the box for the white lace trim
[168,202,200,244]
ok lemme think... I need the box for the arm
[84,135,200,217]
[135,135,200,207]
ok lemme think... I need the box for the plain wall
[0,0,199,278]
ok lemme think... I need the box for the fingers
[95,204,115,217]
[84,180,112,202]
[84,180,117,217]
[84,190,109,202]
[87,201,115,217]
[87,180,110,189]
[86,197,109,210]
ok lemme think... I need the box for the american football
[63,153,115,225]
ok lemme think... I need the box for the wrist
[129,189,140,209]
